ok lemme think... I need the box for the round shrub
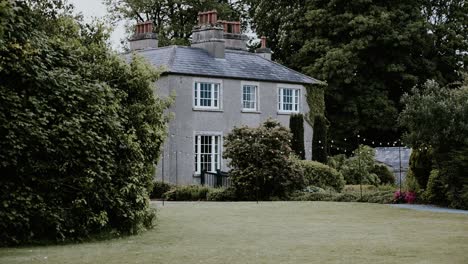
[372,164,395,185]
[223,119,305,200]
[150,181,174,199]
[299,160,345,192]
[207,188,237,201]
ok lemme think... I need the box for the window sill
[193,108,223,112]
[277,111,300,115]
[241,109,261,114]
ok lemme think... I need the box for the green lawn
[1,202,467,264]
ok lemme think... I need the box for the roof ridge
[167,46,177,70]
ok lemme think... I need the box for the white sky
[68,0,259,51]
[69,0,126,51]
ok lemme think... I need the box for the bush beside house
[289,114,306,159]
[223,119,305,200]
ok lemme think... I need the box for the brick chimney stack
[255,36,272,60]
[129,21,158,51]
[198,10,218,25]
[191,10,225,58]
[261,36,267,48]
[218,20,247,50]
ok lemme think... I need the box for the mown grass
[1,202,467,264]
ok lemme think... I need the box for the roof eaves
[262,57,322,84]
[163,71,315,85]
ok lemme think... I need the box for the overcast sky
[69,0,126,50]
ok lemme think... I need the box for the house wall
[155,75,313,185]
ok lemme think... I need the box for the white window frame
[193,131,223,175]
[193,78,222,110]
[277,85,301,113]
[241,81,260,112]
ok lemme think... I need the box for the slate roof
[125,46,320,85]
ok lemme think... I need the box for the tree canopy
[104,0,241,47]
[399,78,468,209]
[0,0,170,245]
[242,0,467,148]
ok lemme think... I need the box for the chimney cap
[198,10,218,26]
[131,20,157,41]
[260,36,267,48]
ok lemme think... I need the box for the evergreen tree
[312,115,329,163]
[289,114,305,159]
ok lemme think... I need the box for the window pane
[194,83,198,106]
[242,85,257,110]
[195,135,221,174]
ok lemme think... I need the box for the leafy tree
[312,115,329,163]
[421,0,468,86]
[223,119,304,200]
[0,0,170,245]
[104,0,241,47]
[289,113,305,159]
[399,79,468,209]
[241,0,307,65]
[242,0,466,149]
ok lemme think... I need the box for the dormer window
[194,82,221,110]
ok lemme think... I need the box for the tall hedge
[0,1,170,245]
[408,146,433,189]
[289,113,305,159]
[312,115,329,163]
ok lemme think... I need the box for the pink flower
[405,192,416,204]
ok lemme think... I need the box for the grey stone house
[127,11,320,185]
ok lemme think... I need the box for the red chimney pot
[260,36,267,48]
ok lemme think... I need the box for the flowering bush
[405,192,417,204]
[393,191,417,204]
[394,191,406,203]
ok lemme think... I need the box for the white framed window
[278,87,300,113]
[194,82,220,109]
[194,133,222,175]
[242,84,258,111]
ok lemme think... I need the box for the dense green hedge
[299,160,345,192]
[289,113,305,159]
[206,188,237,201]
[290,190,394,204]
[150,181,174,199]
[312,115,329,163]
[163,185,211,201]
[0,1,169,245]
